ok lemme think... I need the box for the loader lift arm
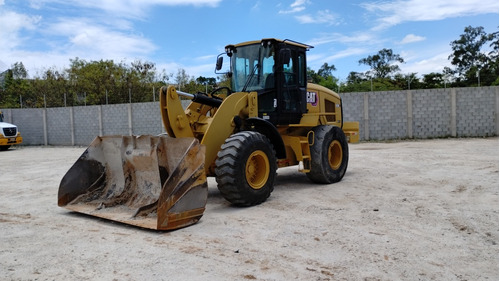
[160,85,261,176]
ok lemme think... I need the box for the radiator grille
[3,127,17,137]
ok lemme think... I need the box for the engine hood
[0,122,17,129]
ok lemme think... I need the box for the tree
[1,62,32,108]
[486,30,499,85]
[0,58,222,108]
[31,68,68,107]
[393,73,422,90]
[359,49,404,78]
[67,58,127,105]
[422,72,444,89]
[196,76,217,93]
[11,62,28,79]
[448,26,499,86]
[343,72,371,92]
[317,63,336,79]
[346,71,367,85]
[307,67,321,84]
[449,26,489,77]
[306,63,339,91]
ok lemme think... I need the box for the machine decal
[307,91,318,106]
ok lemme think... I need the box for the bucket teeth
[58,135,207,230]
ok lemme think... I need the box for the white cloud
[27,0,222,19]
[361,0,499,30]
[279,0,310,14]
[295,9,339,25]
[307,47,369,75]
[401,51,452,76]
[309,32,376,46]
[46,18,156,58]
[400,34,426,44]
[1,0,223,74]
[323,48,369,62]
[0,10,41,52]
[251,1,261,11]
[0,12,156,75]
[308,47,369,66]
[291,0,308,8]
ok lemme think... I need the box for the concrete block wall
[74,105,100,145]
[46,107,72,145]
[340,86,498,141]
[340,92,365,140]
[368,91,408,140]
[1,108,45,145]
[1,86,498,146]
[456,87,498,137]
[101,104,130,137]
[412,88,452,138]
[131,102,164,136]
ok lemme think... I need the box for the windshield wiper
[242,63,259,92]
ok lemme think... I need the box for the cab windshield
[231,43,275,92]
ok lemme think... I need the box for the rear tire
[307,125,349,184]
[215,131,277,206]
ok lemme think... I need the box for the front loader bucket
[58,135,207,230]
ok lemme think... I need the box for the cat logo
[306,91,318,106]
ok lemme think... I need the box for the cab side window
[298,52,306,87]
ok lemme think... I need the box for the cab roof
[226,38,314,51]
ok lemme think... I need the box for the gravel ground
[0,137,498,281]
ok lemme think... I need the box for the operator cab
[216,39,313,125]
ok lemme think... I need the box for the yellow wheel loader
[58,39,359,230]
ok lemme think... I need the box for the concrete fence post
[407,91,413,139]
[6,109,13,123]
[98,105,103,136]
[69,107,75,146]
[128,103,133,136]
[364,92,369,140]
[42,109,48,146]
[450,88,457,137]
[495,87,499,136]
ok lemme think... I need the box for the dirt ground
[1,137,498,281]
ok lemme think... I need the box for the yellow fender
[201,91,255,175]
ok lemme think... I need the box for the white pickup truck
[0,110,23,151]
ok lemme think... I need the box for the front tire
[0,145,11,151]
[307,125,349,184]
[215,131,277,206]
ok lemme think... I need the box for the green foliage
[0,59,220,108]
[422,72,445,89]
[307,63,339,91]
[448,26,499,86]
[1,64,33,108]
[358,48,404,79]
[317,63,336,79]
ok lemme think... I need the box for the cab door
[276,49,307,125]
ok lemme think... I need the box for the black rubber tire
[215,131,277,206]
[306,125,349,184]
[0,145,11,151]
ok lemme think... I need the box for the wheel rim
[245,150,270,190]
[328,140,343,170]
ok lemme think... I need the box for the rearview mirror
[215,55,223,71]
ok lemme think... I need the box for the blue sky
[0,0,498,83]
